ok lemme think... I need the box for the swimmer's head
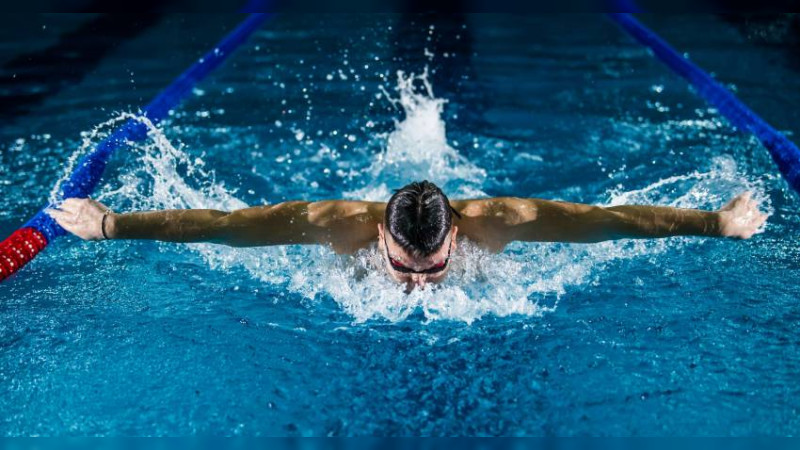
[378,180,460,290]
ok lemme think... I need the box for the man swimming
[46,180,767,290]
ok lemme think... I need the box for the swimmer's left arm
[453,192,767,250]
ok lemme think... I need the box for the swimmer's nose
[411,274,427,290]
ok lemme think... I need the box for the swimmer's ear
[451,226,459,249]
[377,222,384,239]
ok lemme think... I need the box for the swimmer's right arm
[46,198,385,253]
[453,192,767,250]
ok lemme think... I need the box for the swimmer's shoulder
[307,200,385,223]
[450,197,540,253]
[307,200,386,254]
[450,197,538,223]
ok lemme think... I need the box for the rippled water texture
[1,14,800,435]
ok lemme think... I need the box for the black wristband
[101,211,111,240]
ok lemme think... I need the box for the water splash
[60,75,768,324]
[606,154,771,213]
[346,68,486,200]
[49,113,134,204]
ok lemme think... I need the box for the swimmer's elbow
[584,208,652,242]
[209,210,257,246]
[581,207,625,242]
[545,207,620,243]
[210,203,318,247]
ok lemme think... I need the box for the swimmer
[46,180,767,290]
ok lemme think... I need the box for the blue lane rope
[0,13,269,282]
[608,13,800,195]
[24,13,270,241]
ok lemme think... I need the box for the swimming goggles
[383,233,452,274]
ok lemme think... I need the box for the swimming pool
[2,14,800,435]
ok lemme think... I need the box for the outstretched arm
[46,198,385,254]
[452,192,767,251]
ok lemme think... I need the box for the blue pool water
[2,14,800,435]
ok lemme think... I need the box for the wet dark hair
[385,180,461,257]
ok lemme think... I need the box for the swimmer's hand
[45,198,113,241]
[717,191,768,239]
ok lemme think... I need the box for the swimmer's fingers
[746,197,762,216]
[45,207,76,225]
[87,197,112,213]
[718,191,768,239]
[720,191,748,213]
[753,212,768,231]
[61,197,111,216]
[743,195,767,230]
[59,197,83,210]
[45,208,84,239]
[739,191,752,204]
[737,211,768,239]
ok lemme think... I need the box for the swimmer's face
[377,223,458,291]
